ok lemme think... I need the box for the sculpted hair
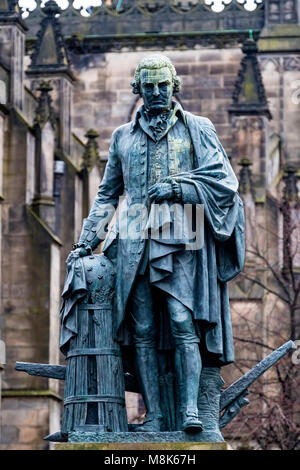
[131,55,182,95]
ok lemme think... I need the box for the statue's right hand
[66,247,89,265]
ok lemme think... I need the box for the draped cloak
[60,107,245,366]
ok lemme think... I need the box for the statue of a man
[68,55,245,434]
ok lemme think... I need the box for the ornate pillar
[228,36,271,305]
[238,158,256,266]
[26,0,74,155]
[53,160,66,236]
[81,129,102,219]
[229,37,271,188]
[32,81,56,230]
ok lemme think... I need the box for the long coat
[61,108,245,365]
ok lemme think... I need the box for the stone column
[238,158,256,266]
[32,81,56,230]
[26,0,75,155]
[228,38,271,188]
[0,104,8,432]
[81,129,102,219]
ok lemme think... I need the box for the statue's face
[140,67,173,114]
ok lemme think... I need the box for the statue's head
[131,55,181,114]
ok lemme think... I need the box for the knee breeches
[131,275,199,347]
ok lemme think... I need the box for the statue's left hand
[66,247,89,265]
[148,182,173,202]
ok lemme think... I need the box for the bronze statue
[15,55,296,445]
[62,55,245,437]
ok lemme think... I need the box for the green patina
[61,55,245,439]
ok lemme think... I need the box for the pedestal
[53,431,229,450]
[54,442,228,450]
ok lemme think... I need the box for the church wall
[70,48,243,167]
[0,103,62,449]
[261,58,300,163]
[0,396,52,450]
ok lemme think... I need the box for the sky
[19,0,103,18]
[18,0,262,18]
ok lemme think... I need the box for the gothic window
[268,0,298,24]
[0,80,6,105]
[26,131,36,205]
